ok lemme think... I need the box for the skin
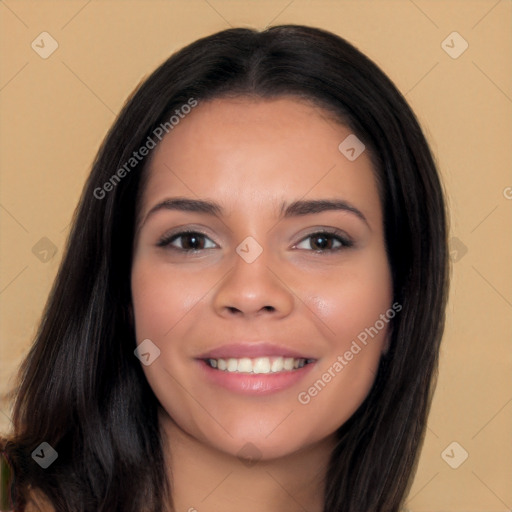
[131,97,393,512]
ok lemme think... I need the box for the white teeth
[271,357,284,372]
[206,356,311,374]
[237,357,252,372]
[283,357,294,371]
[253,357,271,374]
[227,358,238,372]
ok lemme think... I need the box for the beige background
[0,1,511,510]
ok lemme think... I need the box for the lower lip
[197,359,316,395]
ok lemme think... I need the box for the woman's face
[131,97,393,460]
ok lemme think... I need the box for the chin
[209,420,328,463]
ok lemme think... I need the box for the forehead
[140,96,381,223]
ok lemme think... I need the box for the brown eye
[157,231,216,251]
[295,231,353,252]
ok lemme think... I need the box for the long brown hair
[1,25,449,511]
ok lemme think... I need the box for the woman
[1,24,449,511]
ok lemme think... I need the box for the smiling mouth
[204,356,316,374]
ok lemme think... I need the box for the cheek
[130,261,201,417]
[306,252,392,348]
[295,253,392,428]
[131,261,204,340]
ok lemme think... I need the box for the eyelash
[156,229,354,254]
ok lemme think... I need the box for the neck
[159,409,334,512]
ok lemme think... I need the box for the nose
[212,245,295,319]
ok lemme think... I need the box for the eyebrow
[141,197,369,227]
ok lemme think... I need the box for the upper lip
[197,342,315,360]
